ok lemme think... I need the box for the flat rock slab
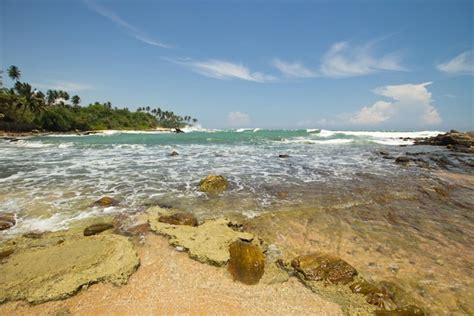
[149,215,253,266]
[0,234,139,304]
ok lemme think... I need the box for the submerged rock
[0,249,14,261]
[0,234,139,304]
[228,240,265,285]
[199,175,229,194]
[159,212,198,226]
[395,156,410,164]
[148,214,253,266]
[93,196,119,207]
[375,305,425,315]
[291,253,357,285]
[278,154,290,158]
[84,223,114,236]
[350,280,396,310]
[170,151,179,156]
[0,213,16,231]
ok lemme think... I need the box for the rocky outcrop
[0,213,16,231]
[0,234,139,304]
[84,223,114,236]
[148,209,253,266]
[228,240,265,285]
[198,175,229,194]
[414,131,474,153]
[158,212,198,226]
[93,197,119,207]
[291,253,358,285]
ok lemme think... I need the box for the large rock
[228,240,265,285]
[0,234,139,304]
[93,196,119,207]
[158,212,198,226]
[291,253,357,285]
[199,175,229,194]
[414,131,474,153]
[148,214,253,266]
[0,213,16,231]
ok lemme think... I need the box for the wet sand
[0,234,342,315]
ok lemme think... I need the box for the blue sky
[1,0,473,130]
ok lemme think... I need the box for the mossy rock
[158,212,198,226]
[350,280,396,310]
[0,234,139,304]
[291,253,357,285]
[84,223,114,236]
[0,213,16,231]
[199,175,229,193]
[374,305,425,316]
[228,240,265,285]
[93,196,119,207]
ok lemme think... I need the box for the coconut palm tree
[71,95,80,106]
[14,82,45,116]
[7,65,21,82]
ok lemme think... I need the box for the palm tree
[46,90,58,105]
[14,82,45,116]
[192,118,198,124]
[71,95,80,106]
[146,106,150,112]
[7,65,21,82]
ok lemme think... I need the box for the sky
[1,0,473,130]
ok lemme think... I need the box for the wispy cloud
[350,82,441,126]
[272,59,317,78]
[83,0,171,48]
[320,40,405,78]
[227,111,251,127]
[437,50,474,75]
[32,81,93,92]
[170,58,276,83]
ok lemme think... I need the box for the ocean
[1,128,473,313]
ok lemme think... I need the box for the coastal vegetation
[0,66,198,132]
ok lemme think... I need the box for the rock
[199,175,229,194]
[158,212,198,226]
[374,305,425,315]
[23,231,44,239]
[0,249,14,261]
[379,151,390,156]
[84,223,114,236]
[278,154,290,158]
[170,151,179,156]
[350,280,396,310]
[227,240,265,285]
[125,223,150,235]
[276,191,289,199]
[395,156,410,164]
[175,128,184,133]
[414,131,474,153]
[0,234,139,304]
[291,253,357,284]
[148,215,254,266]
[0,213,16,231]
[93,196,119,207]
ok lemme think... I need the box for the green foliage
[0,65,198,132]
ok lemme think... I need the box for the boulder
[84,223,114,236]
[199,175,229,194]
[170,151,179,156]
[291,253,357,284]
[158,212,198,226]
[93,196,119,207]
[227,240,265,285]
[0,213,16,231]
[278,154,290,158]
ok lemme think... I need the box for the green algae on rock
[374,305,425,316]
[198,175,229,194]
[83,223,114,236]
[291,253,358,285]
[0,234,139,304]
[158,212,198,226]
[148,212,253,266]
[93,196,119,207]
[228,240,265,285]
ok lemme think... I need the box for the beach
[1,129,473,315]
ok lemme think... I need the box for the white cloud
[350,82,442,126]
[437,50,474,74]
[174,58,275,82]
[32,81,93,92]
[83,0,171,48]
[320,41,405,78]
[227,111,250,127]
[272,59,317,78]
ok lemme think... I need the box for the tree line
[0,66,197,132]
